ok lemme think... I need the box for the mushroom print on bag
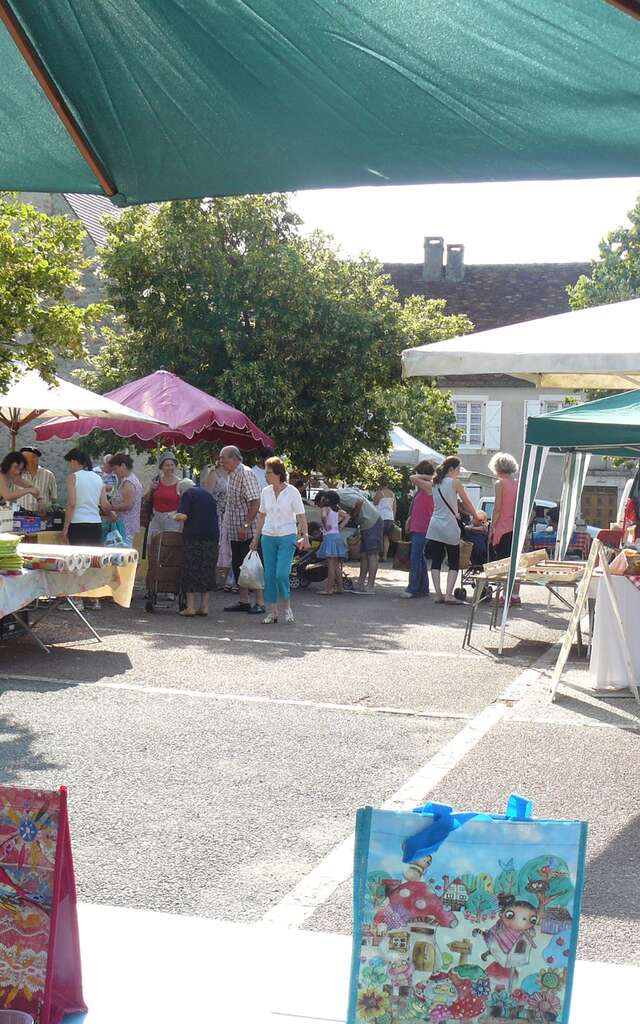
[348,803,586,1024]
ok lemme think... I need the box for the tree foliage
[568,195,640,311]
[0,193,104,389]
[85,196,469,476]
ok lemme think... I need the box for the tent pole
[0,1,116,197]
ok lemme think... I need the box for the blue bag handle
[402,793,532,864]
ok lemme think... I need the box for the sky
[290,178,640,266]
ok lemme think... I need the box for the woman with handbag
[419,456,480,604]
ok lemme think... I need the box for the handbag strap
[437,485,462,526]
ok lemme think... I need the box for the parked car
[478,495,557,528]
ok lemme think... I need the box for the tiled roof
[63,193,121,248]
[384,261,590,333]
[385,259,591,389]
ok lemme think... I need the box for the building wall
[449,385,631,514]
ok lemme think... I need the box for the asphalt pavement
[0,566,637,968]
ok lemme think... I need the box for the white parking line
[2,673,471,721]
[261,649,556,929]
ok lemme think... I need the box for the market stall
[0,539,138,652]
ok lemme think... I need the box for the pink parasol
[35,370,273,451]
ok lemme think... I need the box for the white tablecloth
[0,562,137,618]
[589,574,640,691]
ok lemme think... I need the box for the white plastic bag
[238,550,265,590]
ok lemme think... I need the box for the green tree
[84,197,470,477]
[0,193,103,389]
[568,195,640,311]
[85,196,406,477]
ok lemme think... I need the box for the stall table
[463,552,587,651]
[589,573,640,692]
[0,544,137,652]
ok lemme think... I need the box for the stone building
[384,240,628,525]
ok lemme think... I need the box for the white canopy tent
[401,298,640,390]
[0,369,166,446]
[388,425,446,468]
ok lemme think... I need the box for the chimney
[445,244,465,282]
[423,236,444,282]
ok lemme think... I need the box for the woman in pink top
[489,452,521,602]
[403,460,435,598]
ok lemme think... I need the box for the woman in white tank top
[63,448,111,545]
[373,483,397,561]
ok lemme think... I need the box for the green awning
[525,390,640,457]
[1,1,640,205]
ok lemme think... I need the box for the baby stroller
[145,531,186,613]
[453,517,493,602]
[289,534,354,591]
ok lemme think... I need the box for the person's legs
[359,520,382,591]
[367,552,379,590]
[382,522,391,561]
[275,535,297,617]
[406,532,427,596]
[260,534,279,614]
[184,593,197,614]
[322,557,336,595]
[430,541,445,600]
[359,551,368,587]
[335,559,344,593]
[444,544,461,601]
[228,540,251,608]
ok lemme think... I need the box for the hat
[158,451,178,468]
[20,445,41,457]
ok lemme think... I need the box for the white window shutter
[524,399,542,442]
[484,400,502,449]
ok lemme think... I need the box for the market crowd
[1,439,521,623]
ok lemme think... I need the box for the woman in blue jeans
[403,460,435,598]
[250,457,310,624]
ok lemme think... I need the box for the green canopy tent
[0,1,639,205]
[500,390,640,648]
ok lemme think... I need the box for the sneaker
[262,613,278,624]
[224,602,250,612]
[401,591,417,599]
[284,608,295,624]
[248,605,266,615]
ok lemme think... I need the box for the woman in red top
[402,460,435,598]
[146,452,182,542]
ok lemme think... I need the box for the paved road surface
[0,567,638,966]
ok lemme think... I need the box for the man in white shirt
[251,447,274,491]
[19,446,57,513]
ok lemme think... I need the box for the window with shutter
[454,399,484,448]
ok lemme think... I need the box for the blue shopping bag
[348,796,587,1024]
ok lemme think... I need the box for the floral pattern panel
[349,807,586,1024]
[0,786,60,1019]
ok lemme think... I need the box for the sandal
[433,596,445,604]
[196,610,208,616]
[179,610,196,617]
